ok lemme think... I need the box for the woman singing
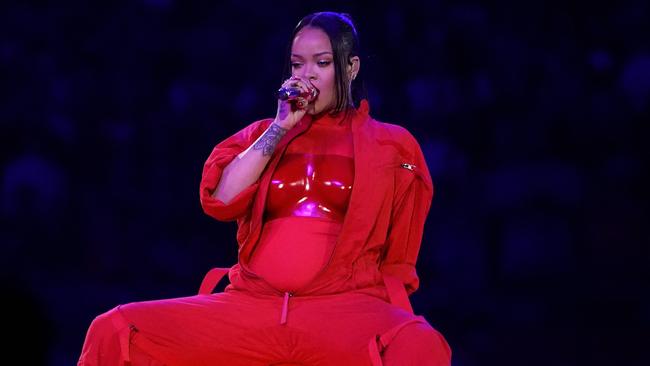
[78,11,451,365]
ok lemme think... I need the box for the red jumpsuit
[78,100,451,365]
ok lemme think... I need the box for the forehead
[291,27,332,54]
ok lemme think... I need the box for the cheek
[320,71,336,98]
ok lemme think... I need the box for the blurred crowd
[0,1,647,365]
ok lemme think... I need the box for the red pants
[78,271,451,365]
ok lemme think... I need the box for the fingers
[292,76,317,100]
[282,76,315,97]
[276,95,308,114]
[295,97,307,109]
[279,76,312,111]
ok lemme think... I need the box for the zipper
[280,291,292,324]
[241,244,338,326]
[240,265,295,325]
[400,162,416,171]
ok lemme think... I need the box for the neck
[310,106,354,126]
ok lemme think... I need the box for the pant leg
[77,306,133,366]
[78,290,451,366]
[381,321,451,366]
[78,304,168,366]
[282,292,450,366]
[78,289,292,366]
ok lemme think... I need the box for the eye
[318,60,332,67]
[291,62,302,68]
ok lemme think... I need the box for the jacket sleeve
[379,130,434,296]
[199,119,272,222]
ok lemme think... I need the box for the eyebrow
[291,52,333,58]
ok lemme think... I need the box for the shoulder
[366,117,433,193]
[365,117,422,159]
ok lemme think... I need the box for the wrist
[272,120,292,131]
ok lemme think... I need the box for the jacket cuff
[199,161,259,221]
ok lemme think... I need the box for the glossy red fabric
[264,113,354,222]
[249,115,354,293]
[77,100,452,365]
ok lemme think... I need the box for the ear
[347,56,361,80]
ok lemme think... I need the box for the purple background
[1,1,648,365]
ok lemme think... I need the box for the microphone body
[276,86,318,101]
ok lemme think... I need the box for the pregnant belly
[248,216,341,293]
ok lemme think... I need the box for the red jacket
[198,100,434,312]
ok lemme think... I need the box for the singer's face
[290,27,336,114]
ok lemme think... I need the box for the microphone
[276,86,318,101]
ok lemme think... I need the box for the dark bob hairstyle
[283,12,365,113]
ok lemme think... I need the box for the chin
[308,100,333,115]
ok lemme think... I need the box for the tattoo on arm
[253,123,289,156]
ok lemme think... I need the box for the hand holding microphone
[276,85,318,102]
[273,76,318,130]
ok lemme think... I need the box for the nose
[298,63,317,82]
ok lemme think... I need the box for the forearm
[212,122,288,203]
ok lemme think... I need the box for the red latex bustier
[248,112,354,293]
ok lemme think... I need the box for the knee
[86,308,114,335]
[385,323,451,365]
[405,323,450,350]
[83,306,132,346]
[79,307,130,365]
